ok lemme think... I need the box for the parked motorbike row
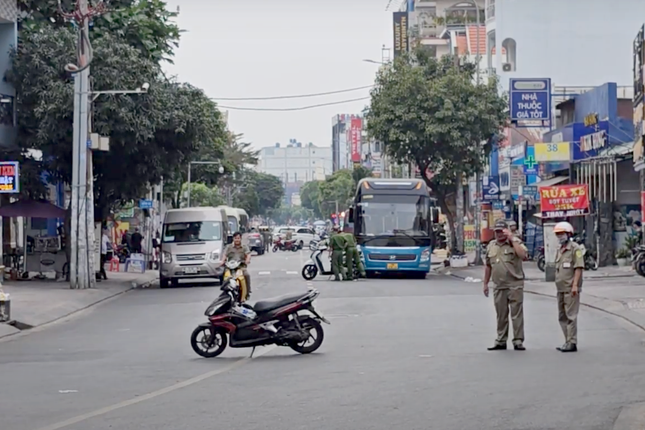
[190,259,330,358]
[536,235,597,272]
[272,236,302,252]
[631,245,645,277]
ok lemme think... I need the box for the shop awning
[536,176,568,188]
[598,141,634,157]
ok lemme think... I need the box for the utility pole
[62,0,106,289]
[472,0,483,265]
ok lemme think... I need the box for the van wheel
[160,276,169,288]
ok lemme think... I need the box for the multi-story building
[331,114,362,172]
[256,140,332,205]
[0,0,17,148]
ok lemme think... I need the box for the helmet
[553,221,574,234]
[332,225,340,231]
[508,220,517,228]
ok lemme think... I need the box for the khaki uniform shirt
[555,241,585,292]
[485,237,527,289]
[224,244,250,263]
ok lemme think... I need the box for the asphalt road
[1,249,645,430]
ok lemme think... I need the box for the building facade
[0,0,17,148]
[331,114,363,172]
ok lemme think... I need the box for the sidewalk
[439,262,645,330]
[0,270,158,340]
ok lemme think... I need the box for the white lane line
[286,271,298,275]
[36,345,277,430]
[258,271,271,275]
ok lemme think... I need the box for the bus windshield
[357,194,430,237]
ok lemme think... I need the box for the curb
[444,271,645,332]
[0,274,158,341]
[612,402,645,430]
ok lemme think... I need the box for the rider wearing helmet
[553,221,583,353]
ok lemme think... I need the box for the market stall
[0,199,67,279]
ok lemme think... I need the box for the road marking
[286,271,298,275]
[258,271,271,275]
[35,345,277,430]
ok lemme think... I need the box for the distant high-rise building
[332,114,362,172]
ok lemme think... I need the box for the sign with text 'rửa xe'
[539,184,590,218]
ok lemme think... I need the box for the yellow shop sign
[534,142,571,162]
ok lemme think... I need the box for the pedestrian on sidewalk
[553,221,584,353]
[100,228,111,280]
[483,219,528,351]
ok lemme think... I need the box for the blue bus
[347,178,439,278]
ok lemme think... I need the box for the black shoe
[513,344,526,351]
[487,344,507,351]
[560,343,577,353]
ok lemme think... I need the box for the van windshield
[163,221,222,243]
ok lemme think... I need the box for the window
[502,38,516,71]
[486,0,495,20]
[163,221,222,243]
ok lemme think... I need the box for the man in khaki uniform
[553,221,584,353]
[222,232,252,300]
[483,219,528,351]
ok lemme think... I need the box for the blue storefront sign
[482,175,500,200]
[523,154,538,176]
[139,199,153,209]
[0,161,19,193]
[521,185,538,200]
[509,78,551,123]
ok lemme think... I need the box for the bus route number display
[0,161,19,193]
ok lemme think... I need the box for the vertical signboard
[509,78,551,126]
[0,161,19,193]
[393,12,409,59]
[634,25,645,171]
[350,118,362,163]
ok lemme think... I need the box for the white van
[217,206,250,243]
[159,207,231,288]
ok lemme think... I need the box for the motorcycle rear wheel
[191,326,228,358]
[637,260,645,277]
[291,246,299,252]
[289,318,324,354]
[537,256,545,272]
[273,246,279,252]
[302,264,318,280]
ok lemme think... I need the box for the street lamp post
[186,161,225,207]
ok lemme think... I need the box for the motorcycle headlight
[420,249,430,261]
[209,251,220,262]
[162,251,172,264]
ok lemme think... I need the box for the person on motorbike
[222,231,252,300]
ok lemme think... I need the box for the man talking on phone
[483,220,528,351]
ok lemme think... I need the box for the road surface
[1,249,644,430]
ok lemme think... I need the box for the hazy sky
[163,0,394,150]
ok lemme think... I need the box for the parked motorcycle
[190,267,329,358]
[536,237,597,272]
[631,245,645,276]
[273,237,300,253]
[222,259,250,302]
[116,244,130,263]
[309,232,329,251]
[301,243,359,280]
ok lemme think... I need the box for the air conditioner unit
[502,63,512,72]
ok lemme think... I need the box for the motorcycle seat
[253,292,307,313]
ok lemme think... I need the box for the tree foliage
[8,24,226,219]
[181,182,224,208]
[366,49,507,248]
[318,169,355,216]
[299,180,322,218]
[270,205,313,225]
[232,170,284,217]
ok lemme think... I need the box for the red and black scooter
[273,236,300,252]
[190,270,329,358]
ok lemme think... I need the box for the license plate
[386,263,398,270]
[184,267,199,274]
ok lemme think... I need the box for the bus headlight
[420,248,430,262]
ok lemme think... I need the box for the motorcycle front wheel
[537,256,545,272]
[291,246,299,252]
[273,246,279,252]
[191,325,228,358]
[585,255,597,271]
[302,264,318,280]
[637,259,645,277]
[289,318,324,354]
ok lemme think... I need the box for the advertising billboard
[393,12,409,59]
[0,161,19,193]
[350,118,362,163]
[540,184,590,218]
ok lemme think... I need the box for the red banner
[539,184,590,218]
[350,118,362,163]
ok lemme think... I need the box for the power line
[210,85,373,101]
[217,97,370,112]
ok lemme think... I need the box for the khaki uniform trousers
[493,286,525,345]
[557,291,580,345]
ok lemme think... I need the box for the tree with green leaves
[299,180,322,218]
[181,182,224,208]
[270,205,313,225]
[351,165,373,187]
[318,169,355,217]
[366,50,507,252]
[230,170,284,217]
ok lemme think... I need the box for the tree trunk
[455,172,465,253]
[438,196,457,252]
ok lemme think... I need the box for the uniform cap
[493,220,508,231]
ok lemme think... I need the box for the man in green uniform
[553,221,584,353]
[329,225,346,281]
[341,231,365,279]
[222,231,252,300]
[483,219,528,351]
